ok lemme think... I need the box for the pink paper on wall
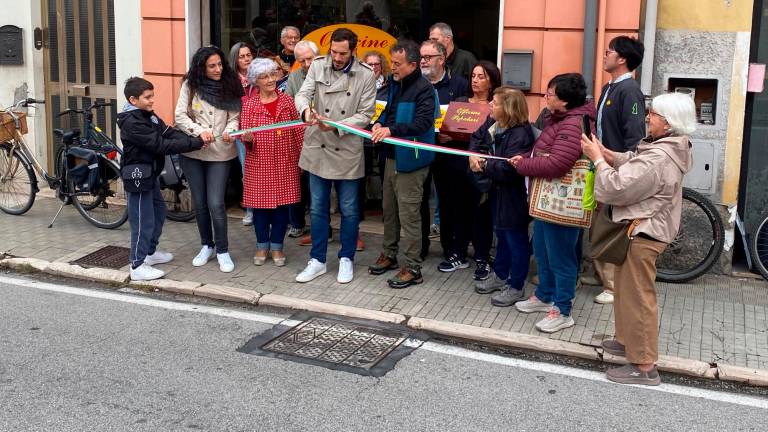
[747,63,766,93]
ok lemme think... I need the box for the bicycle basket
[0,112,27,143]
[159,154,183,188]
[66,147,100,192]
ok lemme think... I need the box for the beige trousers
[613,236,668,364]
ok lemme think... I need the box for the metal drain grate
[71,245,130,269]
[238,314,426,376]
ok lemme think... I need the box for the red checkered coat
[240,89,303,209]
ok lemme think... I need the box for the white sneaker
[337,257,354,284]
[130,263,165,281]
[192,246,215,267]
[296,258,327,283]
[594,291,614,304]
[144,250,174,266]
[217,252,235,273]
[242,210,253,226]
[515,295,554,313]
[535,306,575,333]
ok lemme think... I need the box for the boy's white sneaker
[144,250,174,266]
[130,263,165,281]
[337,257,354,284]
[217,252,235,273]
[296,258,327,283]
[192,246,215,267]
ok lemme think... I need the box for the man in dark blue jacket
[368,39,438,289]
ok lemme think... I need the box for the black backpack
[66,147,100,192]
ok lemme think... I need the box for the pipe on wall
[640,0,658,95]
[582,0,599,95]
[593,0,607,103]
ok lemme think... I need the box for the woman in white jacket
[175,46,243,272]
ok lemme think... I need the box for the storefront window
[212,0,499,62]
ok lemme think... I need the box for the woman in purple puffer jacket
[509,73,596,334]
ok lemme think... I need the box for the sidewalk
[2,197,768,374]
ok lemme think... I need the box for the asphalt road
[1,274,766,431]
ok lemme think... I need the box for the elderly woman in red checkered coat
[240,58,304,267]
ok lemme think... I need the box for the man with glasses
[587,36,646,305]
[279,26,301,66]
[368,39,438,289]
[294,28,377,284]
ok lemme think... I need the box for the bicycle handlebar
[5,98,45,111]
[57,101,115,117]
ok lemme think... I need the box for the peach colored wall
[503,0,641,120]
[141,0,187,124]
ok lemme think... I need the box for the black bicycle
[656,187,725,283]
[749,212,768,281]
[0,98,127,229]
[159,154,195,222]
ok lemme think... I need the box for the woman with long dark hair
[229,42,257,227]
[175,45,244,273]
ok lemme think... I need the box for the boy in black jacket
[118,77,204,281]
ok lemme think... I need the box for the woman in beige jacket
[581,92,696,386]
[175,46,243,273]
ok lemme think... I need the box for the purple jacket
[516,103,596,179]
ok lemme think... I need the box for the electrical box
[683,139,716,193]
[0,25,23,65]
[502,50,533,91]
[667,77,718,125]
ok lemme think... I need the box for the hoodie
[117,105,203,176]
[515,103,597,179]
[595,134,693,244]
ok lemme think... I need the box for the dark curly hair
[547,73,587,110]
[467,61,501,102]
[182,46,243,102]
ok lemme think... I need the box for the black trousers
[433,158,482,261]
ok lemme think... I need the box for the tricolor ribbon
[224,119,509,161]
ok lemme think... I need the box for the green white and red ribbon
[224,119,508,161]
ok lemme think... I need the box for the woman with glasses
[580,93,695,386]
[239,58,304,267]
[363,51,391,93]
[229,42,258,227]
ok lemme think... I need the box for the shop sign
[303,24,397,63]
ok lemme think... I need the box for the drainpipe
[593,0,607,103]
[640,0,658,96]
[582,0,598,96]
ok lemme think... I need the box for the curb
[1,256,765,387]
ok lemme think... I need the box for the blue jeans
[494,228,530,290]
[127,183,165,268]
[532,219,580,316]
[308,173,359,263]
[253,205,289,251]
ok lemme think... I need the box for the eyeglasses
[282,36,300,41]
[544,91,555,99]
[257,71,282,80]
[420,54,442,62]
[648,110,666,120]
[604,48,617,56]
[366,62,381,67]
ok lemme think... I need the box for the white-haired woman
[581,92,696,386]
[240,58,304,266]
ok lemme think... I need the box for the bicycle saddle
[54,128,81,143]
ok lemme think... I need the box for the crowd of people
[118,22,697,386]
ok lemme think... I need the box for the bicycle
[656,187,725,283]
[159,153,195,222]
[0,98,128,229]
[749,211,768,281]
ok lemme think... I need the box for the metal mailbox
[0,25,23,65]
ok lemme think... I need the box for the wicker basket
[0,112,28,143]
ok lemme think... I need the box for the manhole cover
[238,314,427,376]
[71,245,130,269]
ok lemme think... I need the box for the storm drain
[71,245,130,269]
[238,314,427,376]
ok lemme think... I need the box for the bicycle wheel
[162,177,195,222]
[749,213,768,281]
[656,188,724,283]
[71,157,128,229]
[0,143,36,215]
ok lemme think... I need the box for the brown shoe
[601,339,626,357]
[356,237,365,251]
[298,234,312,246]
[606,364,661,386]
[368,253,398,275]
[271,250,286,267]
[253,249,268,266]
[387,265,423,289]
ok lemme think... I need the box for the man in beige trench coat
[294,27,377,285]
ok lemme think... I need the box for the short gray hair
[652,93,697,135]
[429,22,453,38]
[281,26,300,38]
[247,58,278,84]
[294,40,319,56]
[421,40,446,57]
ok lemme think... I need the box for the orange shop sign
[303,23,397,62]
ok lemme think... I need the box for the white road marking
[2,274,766,409]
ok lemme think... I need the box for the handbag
[121,163,154,193]
[590,205,640,265]
[528,158,594,228]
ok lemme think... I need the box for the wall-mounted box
[0,25,23,65]
[683,139,716,194]
[502,50,533,91]
[667,77,718,125]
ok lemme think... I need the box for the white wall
[113,0,143,113]
[0,1,47,164]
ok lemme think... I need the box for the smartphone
[582,115,592,137]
